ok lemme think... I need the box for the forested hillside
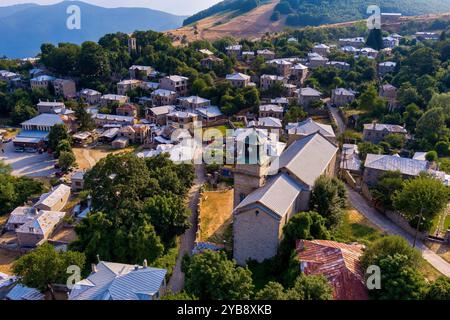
[273,0,450,26]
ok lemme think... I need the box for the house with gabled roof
[226,72,252,88]
[69,261,167,300]
[286,118,336,145]
[298,87,323,108]
[296,239,369,300]
[233,132,338,265]
[35,184,71,212]
[331,88,356,107]
[363,123,407,144]
[16,209,65,247]
[259,104,284,119]
[362,154,429,186]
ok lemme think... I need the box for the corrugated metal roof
[6,284,44,300]
[69,262,166,300]
[279,133,338,187]
[364,154,428,176]
[235,173,302,218]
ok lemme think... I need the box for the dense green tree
[283,105,307,123]
[279,211,330,260]
[383,134,406,150]
[310,175,347,227]
[424,277,450,300]
[393,175,448,231]
[144,194,191,246]
[84,153,151,211]
[285,274,334,300]
[54,139,72,159]
[360,235,422,270]
[370,254,427,300]
[370,171,404,209]
[366,28,383,50]
[13,243,85,295]
[357,142,383,161]
[74,103,96,131]
[182,250,254,300]
[58,151,76,172]
[11,102,37,125]
[255,281,288,300]
[48,124,71,152]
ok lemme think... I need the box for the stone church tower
[233,131,271,208]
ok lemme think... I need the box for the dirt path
[167,163,206,293]
[328,105,346,135]
[347,186,450,277]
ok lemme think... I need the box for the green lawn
[204,125,231,136]
[444,215,450,230]
[334,210,384,245]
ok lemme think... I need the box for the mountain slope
[0,1,186,58]
[275,0,450,27]
[172,0,450,41]
[171,0,283,41]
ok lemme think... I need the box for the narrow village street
[347,186,450,277]
[167,163,206,293]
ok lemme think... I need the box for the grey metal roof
[286,118,335,138]
[299,87,322,97]
[21,114,64,127]
[279,133,338,187]
[363,123,407,133]
[69,262,166,300]
[235,173,302,218]
[364,154,428,176]
[6,284,44,300]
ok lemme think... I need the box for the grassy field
[198,189,234,247]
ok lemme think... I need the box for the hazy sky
[0,0,222,15]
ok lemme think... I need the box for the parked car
[25,148,37,153]
[15,147,25,153]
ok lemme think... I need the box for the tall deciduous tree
[13,243,85,295]
[285,274,334,300]
[310,175,347,227]
[393,175,449,231]
[48,124,71,151]
[182,250,254,300]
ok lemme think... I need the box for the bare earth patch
[73,147,134,170]
[199,189,234,247]
[0,248,20,274]
[50,227,78,244]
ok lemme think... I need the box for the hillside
[0,1,186,58]
[274,0,450,27]
[170,0,284,41]
[172,0,450,41]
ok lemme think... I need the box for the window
[255,210,260,216]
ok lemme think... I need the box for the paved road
[327,105,346,135]
[167,163,206,293]
[347,186,450,277]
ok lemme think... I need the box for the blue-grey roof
[69,261,167,300]
[21,114,64,127]
[235,173,302,219]
[6,284,44,300]
[364,154,428,176]
[279,133,338,187]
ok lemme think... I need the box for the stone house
[159,75,189,96]
[259,104,284,119]
[117,79,142,96]
[256,49,276,60]
[260,74,287,91]
[298,87,322,108]
[53,79,76,99]
[312,44,330,57]
[116,103,138,118]
[80,89,102,105]
[145,105,176,125]
[226,72,251,88]
[362,123,407,144]
[100,94,129,107]
[286,118,336,145]
[129,65,154,80]
[151,89,178,107]
[379,84,398,110]
[331,88,356,107]
[16,210,65,247]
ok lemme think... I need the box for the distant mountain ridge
[0,1,187,58]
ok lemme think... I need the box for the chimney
[91,263,97,273]
[134,265,139,271]
[96,254,100,263]
[143,259,148,268]
[372,121,377,129]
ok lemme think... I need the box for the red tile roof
[296,239,369,300]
